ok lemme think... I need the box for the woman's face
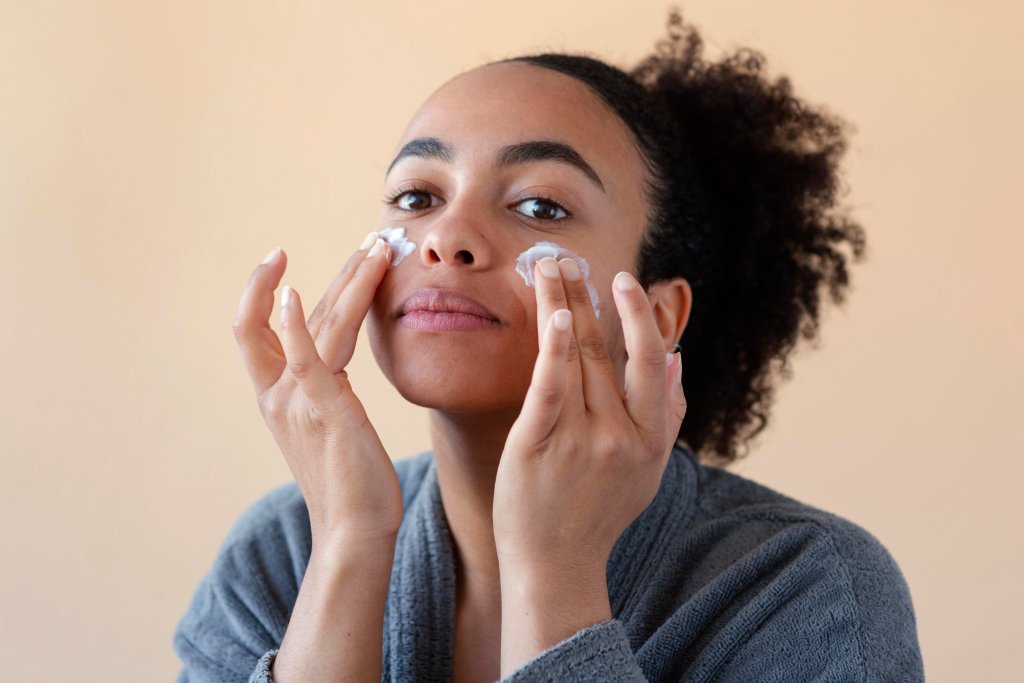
[368,61,652,415]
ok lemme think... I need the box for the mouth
[398,287,502,332]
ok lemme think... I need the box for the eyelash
[381,185,573,225]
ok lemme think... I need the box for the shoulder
[651,448,924,680]
[689,451,913,593]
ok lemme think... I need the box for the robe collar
[382,445,698,680]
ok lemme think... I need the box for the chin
[370,339,529,414]
[391,361,531,414]
[367,313,537,414]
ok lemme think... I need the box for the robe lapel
[606,446,699,645]
[383,459,457,682]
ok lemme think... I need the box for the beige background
[2,1,1021,680]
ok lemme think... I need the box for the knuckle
[540,282,566,304]
[544,295,568,311]
[563,269,590,293]
[596,425,628,456]
[322,302,360,340]
[232,318,260,343]
[258,389,286,418]
[567,285,592,307]
[317,311,345,338]
[300,404,332,436]
[286,358,315,379]
[639,347,668,368]
[532,385,563,408]
[306,301,327,327]
[592,440,613,463]
[640,432,665,459]
[565,339,581,364]
[577,334,609,361]
[610,430,632,456]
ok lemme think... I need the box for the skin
[233,61,693,683]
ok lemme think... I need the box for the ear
[646,277,692,352]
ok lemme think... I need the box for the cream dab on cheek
[515,241,601,318]
[378,226,417,267]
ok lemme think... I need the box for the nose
[417,199,493,269]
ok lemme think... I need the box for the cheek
[366,300,393,386]
[365,268,404,381]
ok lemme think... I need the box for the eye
[513,196,570,222]
[383,188,441,212]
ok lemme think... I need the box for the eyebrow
[385,136,606,193]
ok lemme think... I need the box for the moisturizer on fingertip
[378,226,417,267]
[515,241,601,318]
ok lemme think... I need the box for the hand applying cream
[515,241,601,318]
[378,227,417,267]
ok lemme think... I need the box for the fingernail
[559,258,581,281]
[262,246,281,264]
[614,271,638,291]
[360,231,377,250]
[552,309,572,330]
[281,285,292,309]
[665,352,674,365]
[367,238,386,258]
[537,257,559,279]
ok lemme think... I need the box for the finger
[279,285,349,409]
[557,257,621,413]
[664,351,686,451]
[314,237,391,373]
[233,246,289,394]
[612,270,669,444]
[516,309,574,440]
[533,257,575,355]
[307,231,379,338]
[533,258,583,411]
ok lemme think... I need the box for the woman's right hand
[232,234,403,553]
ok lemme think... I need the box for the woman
[174,11,924,682]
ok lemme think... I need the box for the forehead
[394,62,645,188]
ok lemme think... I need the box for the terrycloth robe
[173,445,924,681]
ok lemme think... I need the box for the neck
[429,408,517,598]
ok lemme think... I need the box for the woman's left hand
[493,256,686,673]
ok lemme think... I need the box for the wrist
[498,564,612,676]
[311,533,398,573]
[275,533,394,682]
[497,546,608,593]
[500,559,610,619]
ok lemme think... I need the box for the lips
[399,288,500,322]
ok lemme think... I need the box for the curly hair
[497,8,866,466]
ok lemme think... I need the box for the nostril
[428,247,475,264]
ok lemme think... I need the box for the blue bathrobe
[173,445,924,681]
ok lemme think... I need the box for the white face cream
[378,226,417,268]
[515,241,601,318]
